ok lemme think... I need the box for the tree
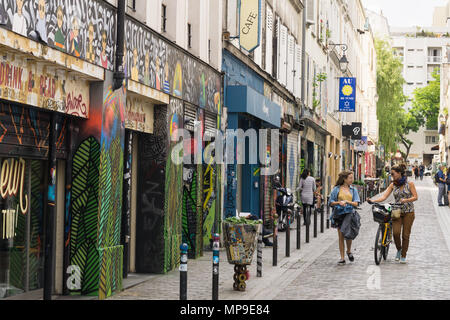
[410,70,440,130]
[375,38,407,156]
[398,111,420,160]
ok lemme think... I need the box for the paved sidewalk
[109,209,338,300]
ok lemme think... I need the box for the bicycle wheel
[374,224,384,265]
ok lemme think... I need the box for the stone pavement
[109,176,450,300]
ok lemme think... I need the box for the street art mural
[163,97,183,271]
[202,148,216,248]
[0,0,116,71]
[125,18,221,115]
[97,86,125,299]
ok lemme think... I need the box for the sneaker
[395,250,401,261]
[347,252,354,262]
[263,240,273,247]
[400,257,407,264]
[338,259,346,265]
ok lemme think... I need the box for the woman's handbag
[391,207,402,220]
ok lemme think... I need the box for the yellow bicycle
[370,201,403,265]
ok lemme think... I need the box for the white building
[391,27,450,165]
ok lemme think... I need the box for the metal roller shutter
[184,103,197,132]
[204,111,217,140]
[286,130,299,194]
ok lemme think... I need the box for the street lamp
[328,42,349,74]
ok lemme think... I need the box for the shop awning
[431,145,439,151]
[226,85,281,127]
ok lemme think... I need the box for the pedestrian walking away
[414,166,419,180]
[328,171,361,265]
[297,169,316,226]
[419,163,425,181]
[369,164,418,264]
[436,165,446,206]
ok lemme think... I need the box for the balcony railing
[428,56,442,63]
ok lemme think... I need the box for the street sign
[239,0,261,52]
[339,77,356,112]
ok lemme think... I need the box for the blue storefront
[222,50,281,221]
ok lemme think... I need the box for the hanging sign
[355,136,368,152]
[239,0,261,52]
[339,77,356,112]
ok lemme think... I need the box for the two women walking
[328,164,418,265]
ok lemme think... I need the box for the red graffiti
[66,93,88,117]
[0,62,23,90]
[39,75,56,98]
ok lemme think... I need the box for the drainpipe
[301,1,306,110]
[113,0,126,91]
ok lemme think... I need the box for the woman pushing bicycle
[368,164,418,264]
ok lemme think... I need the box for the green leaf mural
[69,136,101,295]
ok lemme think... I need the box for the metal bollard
[273,214,278,266]
[305,206,310,243]
[286,213,290,257]
[180,243,188,300]
[296,210,301,249]
[212,234,219,300]
[320,206,324,233]
[257,229,262,277]
[313,208,317,238]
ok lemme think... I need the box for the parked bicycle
[368,200,403,265]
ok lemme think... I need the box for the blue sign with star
[339,77,356,112]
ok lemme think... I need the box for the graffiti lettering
[66,93,88,117]
[0,62,23,90]
[0,158,28,215]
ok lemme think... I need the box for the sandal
[338,259,346,265]
[347,252,354,262]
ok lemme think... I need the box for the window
[161,4,167,33]
[426,136,437,144]
[127,0,136,11]
[187,23,192,48]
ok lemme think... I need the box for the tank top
[393,182,414,213]
[338,188,353,202]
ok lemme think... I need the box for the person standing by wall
[297,169,316,226]
[436,165,446,206]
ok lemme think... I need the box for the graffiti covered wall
[0,0,116,70]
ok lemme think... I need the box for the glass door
[0,158,47,299]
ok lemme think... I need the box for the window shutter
[294,43,301,98]
[265,6,273,74]
[287,35,295,93]
[306,0,315,24]
[278,24,287,86]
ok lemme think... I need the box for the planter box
[222,222,262,265]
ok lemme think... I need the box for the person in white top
[13,0,27,37]
[297,169,316,226]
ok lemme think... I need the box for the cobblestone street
[109,177,450,300]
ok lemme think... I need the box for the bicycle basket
[372,207,390,223]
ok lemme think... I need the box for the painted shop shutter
[265,6,273,74]
[0,102,67,159]
[262,128,272,227]
[184,103,197,132]
[204,111,217,140]
[278,24,287,86]
[286,130,299,194]
[294,43,302,98]
[287,34,295,93]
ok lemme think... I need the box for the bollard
[296,209,301,250]
[286,212,290,257]
[257,229,262,277]
[320,206,324,233]
[179,243,188,300]
[212,234,220,300]
[313,208,317,238]
[326,198,330,229]
[305,206,310,243]
[273,213,278,266]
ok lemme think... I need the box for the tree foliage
[375,38,407,154]
[410,70,440,130]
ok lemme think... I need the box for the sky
[361,0,449,28]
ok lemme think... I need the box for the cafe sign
[0,50,89,118]
[239,0,261,52]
